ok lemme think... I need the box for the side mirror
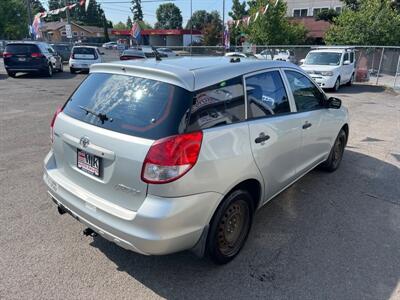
[299,58,305,65]
[343,60,350,65]
[327,97,342,109]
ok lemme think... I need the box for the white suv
[300,47,356,91]
[69,46,103,74]
[44,57,349,264]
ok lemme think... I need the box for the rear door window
[73,47,97,59]
[63,73,193,140]
[187,76,245,131]
[245,70,291,118]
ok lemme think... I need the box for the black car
[3,42,63,77]
[50,43,71,62]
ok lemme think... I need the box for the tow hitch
[83,227,97,237]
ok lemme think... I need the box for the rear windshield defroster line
[62,73,193,140]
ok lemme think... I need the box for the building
[40,21,110,43]
[284,0,343,42]
[285,0,343,17]
[111,29,203,47]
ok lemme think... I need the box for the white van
[300,47,356,91]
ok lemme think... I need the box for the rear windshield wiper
[78,105,112,124]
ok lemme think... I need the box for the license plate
[77,149,101,177]
[18,57,26,61]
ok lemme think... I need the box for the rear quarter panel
[147,122,264,203]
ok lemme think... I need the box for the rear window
[5,44,39,54]
[73,47,97,59]
[63,73,193,140]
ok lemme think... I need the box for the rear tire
[206,189,254,264]
[346,73,354,86]
[7,71,16,78]
[320,129,347,172]
[44,64,53,77]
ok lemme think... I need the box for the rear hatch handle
[62,133,115,161]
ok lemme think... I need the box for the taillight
[31,52,43,58]
[50,106,63,143]
[141,131,203,184]
[3,52,12,58]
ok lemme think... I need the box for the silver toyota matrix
[44,57,349,264]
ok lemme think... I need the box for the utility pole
[222,0,225,48]
[26,0,33,39]
[190,0,193,55]
[65,0,73,45]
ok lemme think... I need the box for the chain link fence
[126,45,399,90]
[51,42,400,90]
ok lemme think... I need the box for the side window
[246,71,291,119]
[285,70,326,112]
[187,77,245,131]
[343,52,349,63]
[350,52,355,63]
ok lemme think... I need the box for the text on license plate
[77,149,101,177]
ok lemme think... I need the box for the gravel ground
[0,59,399,300]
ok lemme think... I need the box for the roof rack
[311,46,356,51]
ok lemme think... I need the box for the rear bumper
[4,64,47,72]
[43,150,222,255]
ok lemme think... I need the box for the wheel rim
[49,65,52,75]
[332,136,344,167]
[217,200,250,257]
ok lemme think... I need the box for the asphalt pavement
[0,59,399,299]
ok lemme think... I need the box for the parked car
[50,43,71,62]
[254,49,274,60]
[69,46,103,74]
[3,41,63,77]
[225,52,257,59]
[44,57,349,264]
[120,49,146,60]
[0,40,8,57]
[272,49,297,64]
[102,42,117,49]
[300,47,356,91]
[156,47,177,57]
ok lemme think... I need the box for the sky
[96,0,235,26]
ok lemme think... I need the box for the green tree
[137,20,152,29]
[325,0,400,45]
[127,16,133,28]
[0,0,29,39]
[246,0,307,45]
[202,11,223,46]
[131,0,143,21]
[315,8,339,23]
[228,0,247,45]
[114,21,128,29]
[341,0,361,11]
[186,10,209,30]
[155,3,182,29]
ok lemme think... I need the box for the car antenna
[152,46,162,61]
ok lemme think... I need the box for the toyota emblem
[79,137,90,148]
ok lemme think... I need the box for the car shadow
[14,71,83,80]
[335,84,388,94]
[88,149,400,299]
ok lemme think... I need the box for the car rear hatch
[52,72,192,212]
[72,47,97,60]
[3,43,44,67]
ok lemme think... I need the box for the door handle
[255,133,270,144]
[302,122,312,129]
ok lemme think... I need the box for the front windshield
[305,52,342,66]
